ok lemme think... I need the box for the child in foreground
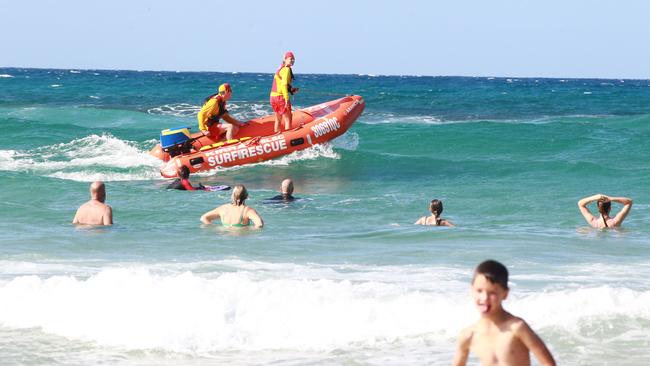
[452,260,556,366]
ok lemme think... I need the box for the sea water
[1,68,649,365]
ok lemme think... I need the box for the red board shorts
[270,95,291,115]
[208,122,228,137]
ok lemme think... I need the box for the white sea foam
[69,70,81,74]
[147,103,199,117]
[147,102,272,120]
[48,170,162,182]
[0,262,648,354]
[364,113,611,126]
[0,74,14,78]
[265,141,341,165]
[221,142,341,172]
[50,84,62,88]
[232,102,273,119]
[0,134,162,181]
[0,266,466,352]
[174,138,347,178]
[362,115,443,125]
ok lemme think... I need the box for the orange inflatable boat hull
[150,95,365,178]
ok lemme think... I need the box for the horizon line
[2,65,649,82]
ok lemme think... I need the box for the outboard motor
[160,126,193,157]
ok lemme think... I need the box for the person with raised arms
[578,193,633,229]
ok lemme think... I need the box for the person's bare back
[72,181,113,226]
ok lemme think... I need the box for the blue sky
[3,0,649,79]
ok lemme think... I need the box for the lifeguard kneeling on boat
[198,83,248,141]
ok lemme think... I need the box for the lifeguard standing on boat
[270,51,299,133]
[198,83,247,140]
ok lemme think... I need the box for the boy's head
[473,260,509,290]
[471,260,509,315]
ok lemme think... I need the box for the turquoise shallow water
[1,68,649,365]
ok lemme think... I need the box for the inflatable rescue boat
[150,95,365,178]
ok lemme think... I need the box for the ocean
[0,68,649,365]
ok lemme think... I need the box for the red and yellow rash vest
[270,65,294,102]
[197,94,227,132]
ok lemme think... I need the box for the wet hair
[429,199,443,225]
[597,198,611,228]
[178,166,190,179]
[473,260,509,290]
[231,185,248,206]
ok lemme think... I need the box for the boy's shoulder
[502,313,530,333]
[470,312,528,334]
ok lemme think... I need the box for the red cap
[284,51,295,59]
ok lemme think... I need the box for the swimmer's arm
[246,207,264,229]
[452,327,472,366]
[200,208,221,224]
[610,196,633,225]
[515,320,556,366]
[414,216,426,225]
[442,219,455,227]
[103,205,113,226]
[577,194,600,223]
[181,179,197,191]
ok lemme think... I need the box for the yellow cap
[218,83,232,94]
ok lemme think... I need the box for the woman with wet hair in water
[578,193,633,229]
[415,199,454,227]
[200,185,264,228]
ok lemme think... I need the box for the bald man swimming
[72,181,113,225]
[265,178,297,203]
